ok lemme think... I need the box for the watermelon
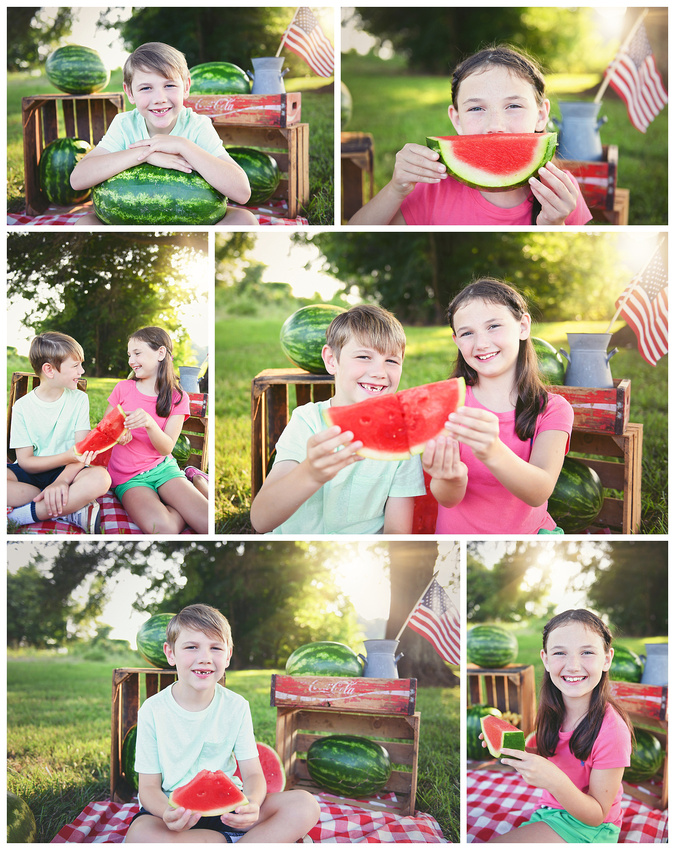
[7,792,37,843]
[624,728,664,784]
[226,147,280,205]
[189,61,251,95]
[323,378,466,461]
[280,304,347,374]
[38,137,93,206]
[306,735,391,797]
[121,725,139,791]
[169,769,248,815]
[548,457,604,533]
[285,641,363,677]
[426,132,557,190]
[480,715,525,759]
[341,82,353,130]
[610,645,644,683]
[467,624,518,668]
[136,613,175,668]
[532,337,565,385]
[468,705,501,760]
[234,742,286,794]
[91,164,228,225]
[46,45,110,95]
[172,434,192,466]
[525,730,537,750]
[74,404,126,460]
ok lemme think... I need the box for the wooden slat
[271,675,417,715]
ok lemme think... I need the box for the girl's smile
[452,299,530,384]
[541,621,613,705]
[128,337,165,384]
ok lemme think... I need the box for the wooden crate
[467,664,537,737]
[550,379,630,435]
[272,676,420,816]
[185,92,301,127]
[341,132,374,221]
[251,368,335,498]
[22,93,125,216]
[183,394,209,472]
[214,123,309,218]
[562,144,618,209]
[271,675,417,716]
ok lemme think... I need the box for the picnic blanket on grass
[51,797,447,842]
[467,768,668,843]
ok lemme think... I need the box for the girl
[104,326,208,534]
[423,278,573,534]
[350,45,592,226]
[489,609,633,843]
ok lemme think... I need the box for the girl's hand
[116,429,133,446]
[422,435,467,483]
[444,407,501,461]
[124,408,152,431]
[530,161,579,225]
[220,801,260,831]
[390,143,448,197]
[163,805,201,832]
[500,747,562,789]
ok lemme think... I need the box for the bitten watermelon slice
[480,715,525,759]
[323,378,466,460]
[169,769,248,815]
[426,133,557,190]
[74,404,126,460]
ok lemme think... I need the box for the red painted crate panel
[610,681,668,722]
[561,144,618,209]
[185,92,301,127]
[270,675,417,715]
[550,379,630,434]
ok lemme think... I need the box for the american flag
[606,23,667,133]
[408,579,460,665]
[615,247,668,366]
[281,7,334,78]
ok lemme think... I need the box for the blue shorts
[129,807,246,842]
[523,807,620,843]
[7,462,65,491]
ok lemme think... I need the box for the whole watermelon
[227,147,280,205]
[341,82,353,130]
[92,164,228,225]
[624,727,664,783]
[7,792,37,843]
[279,304,347,374]
[136,613,175,668]
[172,434,192,466]
[467,624,518,668]
[46,45,110,95]
[467,705,501,760]
[39,137,92,205]
[285,641,363,677]
[307,735,391,797]
[121,725,139,791]
[189,62,251,95]
[548,457,604,533]
[532,337,565,385]
[610,645,644,683]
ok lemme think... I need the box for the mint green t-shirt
[271,398,425,535]
[9,388,90,457]
[135,683,258,793]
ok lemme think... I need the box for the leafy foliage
[7,7,73,71]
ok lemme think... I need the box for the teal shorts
[114,456,185,499]
[523,807,620,843]
[538,526,565,535]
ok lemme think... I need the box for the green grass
[342,54,667,225]
[7,655,459,842]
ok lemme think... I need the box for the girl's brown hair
[129,326,183,418]
[446,278,547,440]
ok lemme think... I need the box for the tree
[7,7,73,71]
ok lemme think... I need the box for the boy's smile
[164,627,231,706]
[124,67,189,135]
[54,356,85,390]
[323,337,403,406]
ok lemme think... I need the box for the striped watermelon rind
[189,62,251,95]
[610,645,644,683]
[307,734,391,797]
[532,337,565,386]
[38,137,93,205]
[624,727,664,783]
[227,146,281,205]
[468,704,501,760]
[279,304,347,374]
[548,456,604,533]
[45,45,110,95]
[172,434,192,466]
[467,624,518,668]
[121,725,139,791]
[480,715,525,759]
[285,641,363,677]
[92,164,228,225]
[7,792,37,843]
[136,613,175,668]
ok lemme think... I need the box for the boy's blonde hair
[124,42,190,89]
[29,331,84,375]
[166,604,233,652]
[326,305,406,360]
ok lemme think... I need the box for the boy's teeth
[361,383,384,392]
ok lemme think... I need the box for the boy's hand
[305,426,363,484]
[163,805,202,832]
[530,161,579,225]
[390,143,448,197]
[422,435,467,483]
[220,801,260,831]
[34,481,70,517]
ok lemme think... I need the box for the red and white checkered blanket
[467,768,668,843]
[51,797,447,843]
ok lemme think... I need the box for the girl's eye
[506,103,523,109]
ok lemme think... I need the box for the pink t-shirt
[400,173,592,225]
[435,387,574,534]
[107,379,190,487]
[540,705,632,828]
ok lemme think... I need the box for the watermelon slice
[168,769,248,816]
[323,378,466,460]
[234,742,286,793]
[426,133,557,190]
[74,404,126,461]
[480,714,525,759]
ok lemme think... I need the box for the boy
[250,305,425,534]
[7,332,111,532]
[126,604,320,843]
[70,42,257,226]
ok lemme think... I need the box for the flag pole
[605,235,665,334]
[394,571,439,642]
[276,6,300,57]
[595,7,650,103]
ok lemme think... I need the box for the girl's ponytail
[129,326,184,417]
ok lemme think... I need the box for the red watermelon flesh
[480,715,525,759]
[74,404,126,460]
[234,742,286,793]
[168,769,248,816]
[323,378,466,460]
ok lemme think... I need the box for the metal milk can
[358,640,404,678]
[551,101,607,161]
[247,57,289,94]
[560,333,618,388]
